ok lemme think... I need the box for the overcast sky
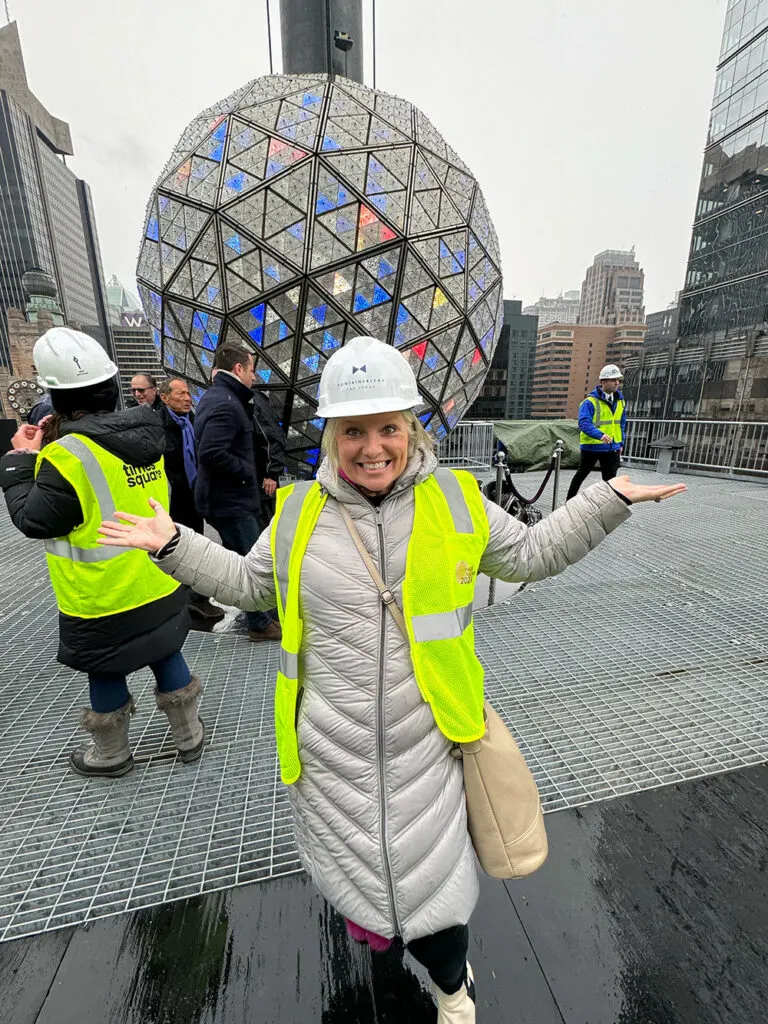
[10,0,726,314]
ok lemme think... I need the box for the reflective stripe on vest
[580,396,624,446]
[270,481,328,784]
[36,433,180,618]
[43,435,128,563]
[269,469,489,785]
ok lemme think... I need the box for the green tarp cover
[493,420,582,470]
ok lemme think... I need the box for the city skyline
[5,0,727,319]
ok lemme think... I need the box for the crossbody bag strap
[337,500,409,641]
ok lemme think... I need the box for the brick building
[531,322,645,419]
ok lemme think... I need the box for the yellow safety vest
[270,469,490,784]
[36,433,180,618]
[580,395,625,446]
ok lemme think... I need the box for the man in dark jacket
[252,387,286,527]
[128,372,163,412]
[195,344,280,642]
[158,378,225,628]
[27,391,54,425]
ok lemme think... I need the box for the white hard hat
[599,364,622,380]
[316,336,421,418]
[34,327,118,390]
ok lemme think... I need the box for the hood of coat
[59,406,166,467]
[316,443,438,504]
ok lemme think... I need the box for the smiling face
[335,411,410,495]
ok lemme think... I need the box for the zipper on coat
[372,503,401,936]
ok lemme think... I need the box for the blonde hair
[321,409,434,477]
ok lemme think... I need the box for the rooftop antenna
[3,1,10,24]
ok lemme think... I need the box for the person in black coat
[158,378,224,627]
[128,372,163,412]
[194,344,280,642]
[252,387,287,527]
[0,327,204,778]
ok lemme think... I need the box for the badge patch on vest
[455,560,475,585]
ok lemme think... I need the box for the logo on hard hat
[72,356,87,376]
[352,365,367,375]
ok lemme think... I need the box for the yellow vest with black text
[36,433,180,618]
[580,395,625,446]
[270,469,490,784]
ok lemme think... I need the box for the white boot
[435,962,476,1023]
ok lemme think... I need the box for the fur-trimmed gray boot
[69,697,135,778]
[155,677,205,763]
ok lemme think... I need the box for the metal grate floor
[0,469,766,941]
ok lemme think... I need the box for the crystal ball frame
[138,73,503,473]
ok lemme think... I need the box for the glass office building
[0,22,111,365]
[680,0,768,336]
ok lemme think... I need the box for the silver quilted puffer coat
[156,447,630,942]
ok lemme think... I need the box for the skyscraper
[522,290,581,327]
[0,21,112,366]
[467,300,538,420]
[679,2,768,338]
[579,249,645,326]
[106,275,163,401]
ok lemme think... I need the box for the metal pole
[487,450,507,607]
[551,439,564,511]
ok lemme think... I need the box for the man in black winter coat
[252,387,287,527]
[194,344,280,642]
[158,378,225,628]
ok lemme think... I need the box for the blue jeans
[89,652,191,713]
[207,514,273,632]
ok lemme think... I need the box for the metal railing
[436,420,495,469]
[623,419,768,477]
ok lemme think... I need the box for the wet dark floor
[3,764,767,1024]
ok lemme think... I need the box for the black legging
[567,450,621,500]
[407,924,469,994]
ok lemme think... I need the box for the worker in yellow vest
[566,364,626,499]
[0,328,204,778]
[100,337,685,1023]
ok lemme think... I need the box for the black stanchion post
[551,439,564,511]
[488,449,507,607]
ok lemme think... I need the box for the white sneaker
[435,962,476,1023]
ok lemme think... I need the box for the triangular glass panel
[356,205,398,252]
[415,111,449,160]
[137,238,162,287]
[408,191,441,233]
[374,94,415,138]
[323,113,370,149]
[361,246,401,287]
[393,303,425,348]
[238,98,282,132]
[310,220,356,269]
[469,191,501,266]
[321,151,368,194]
[265,137,308,179]
[270,162,313,215]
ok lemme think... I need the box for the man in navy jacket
[566,364,627,499]
[194,344,280,642]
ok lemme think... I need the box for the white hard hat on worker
[317,336,427,497]
[316,336,421,418]
[34,327,118,390]
[598,364,622,381]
